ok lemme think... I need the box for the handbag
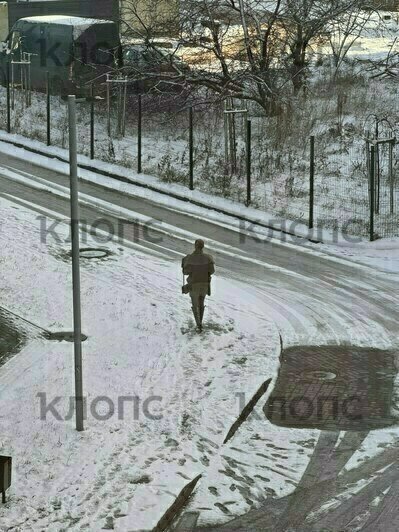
[182,283,191,294]
[182,273,191,295]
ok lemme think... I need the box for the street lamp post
[68,95,84,432]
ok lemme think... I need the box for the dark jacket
[182,250,215,284]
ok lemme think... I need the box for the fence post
[106,75,111,137]
[309,135,315,229]
[11,60,14,111]
[189,106,194,190]
[224,100,228,172]
[46,71,51,146]
[246,119,252,206]
[6,61,10,134]
[389,139,394,214]
[137,94,142,173]
[370,144,375,242]
[90,83,95,160]
[27,54,32,107]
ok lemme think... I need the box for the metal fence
[1,84,398,241]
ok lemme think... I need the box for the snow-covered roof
[19,15,114,27]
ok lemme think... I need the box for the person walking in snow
[182,239,215,331]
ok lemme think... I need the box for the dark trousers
[190,282,208,325]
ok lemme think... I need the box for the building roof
[19,15,113,26]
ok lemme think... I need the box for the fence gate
[223,98,248,175]
[366,120,398,239]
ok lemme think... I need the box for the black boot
[199,304,205,327]
[192,306,201,328]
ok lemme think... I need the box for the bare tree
[277,1,370,92]
[120,0,372,110]
[120,0,181,38]
[326,5,375,76]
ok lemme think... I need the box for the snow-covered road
[0,149,398,530]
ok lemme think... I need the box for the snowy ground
[0,9,399,530]
[0,195,285,530]
[0,162,399,530]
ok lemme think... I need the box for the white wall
[0,2,9,42]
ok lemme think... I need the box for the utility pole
[68,96,84,432]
